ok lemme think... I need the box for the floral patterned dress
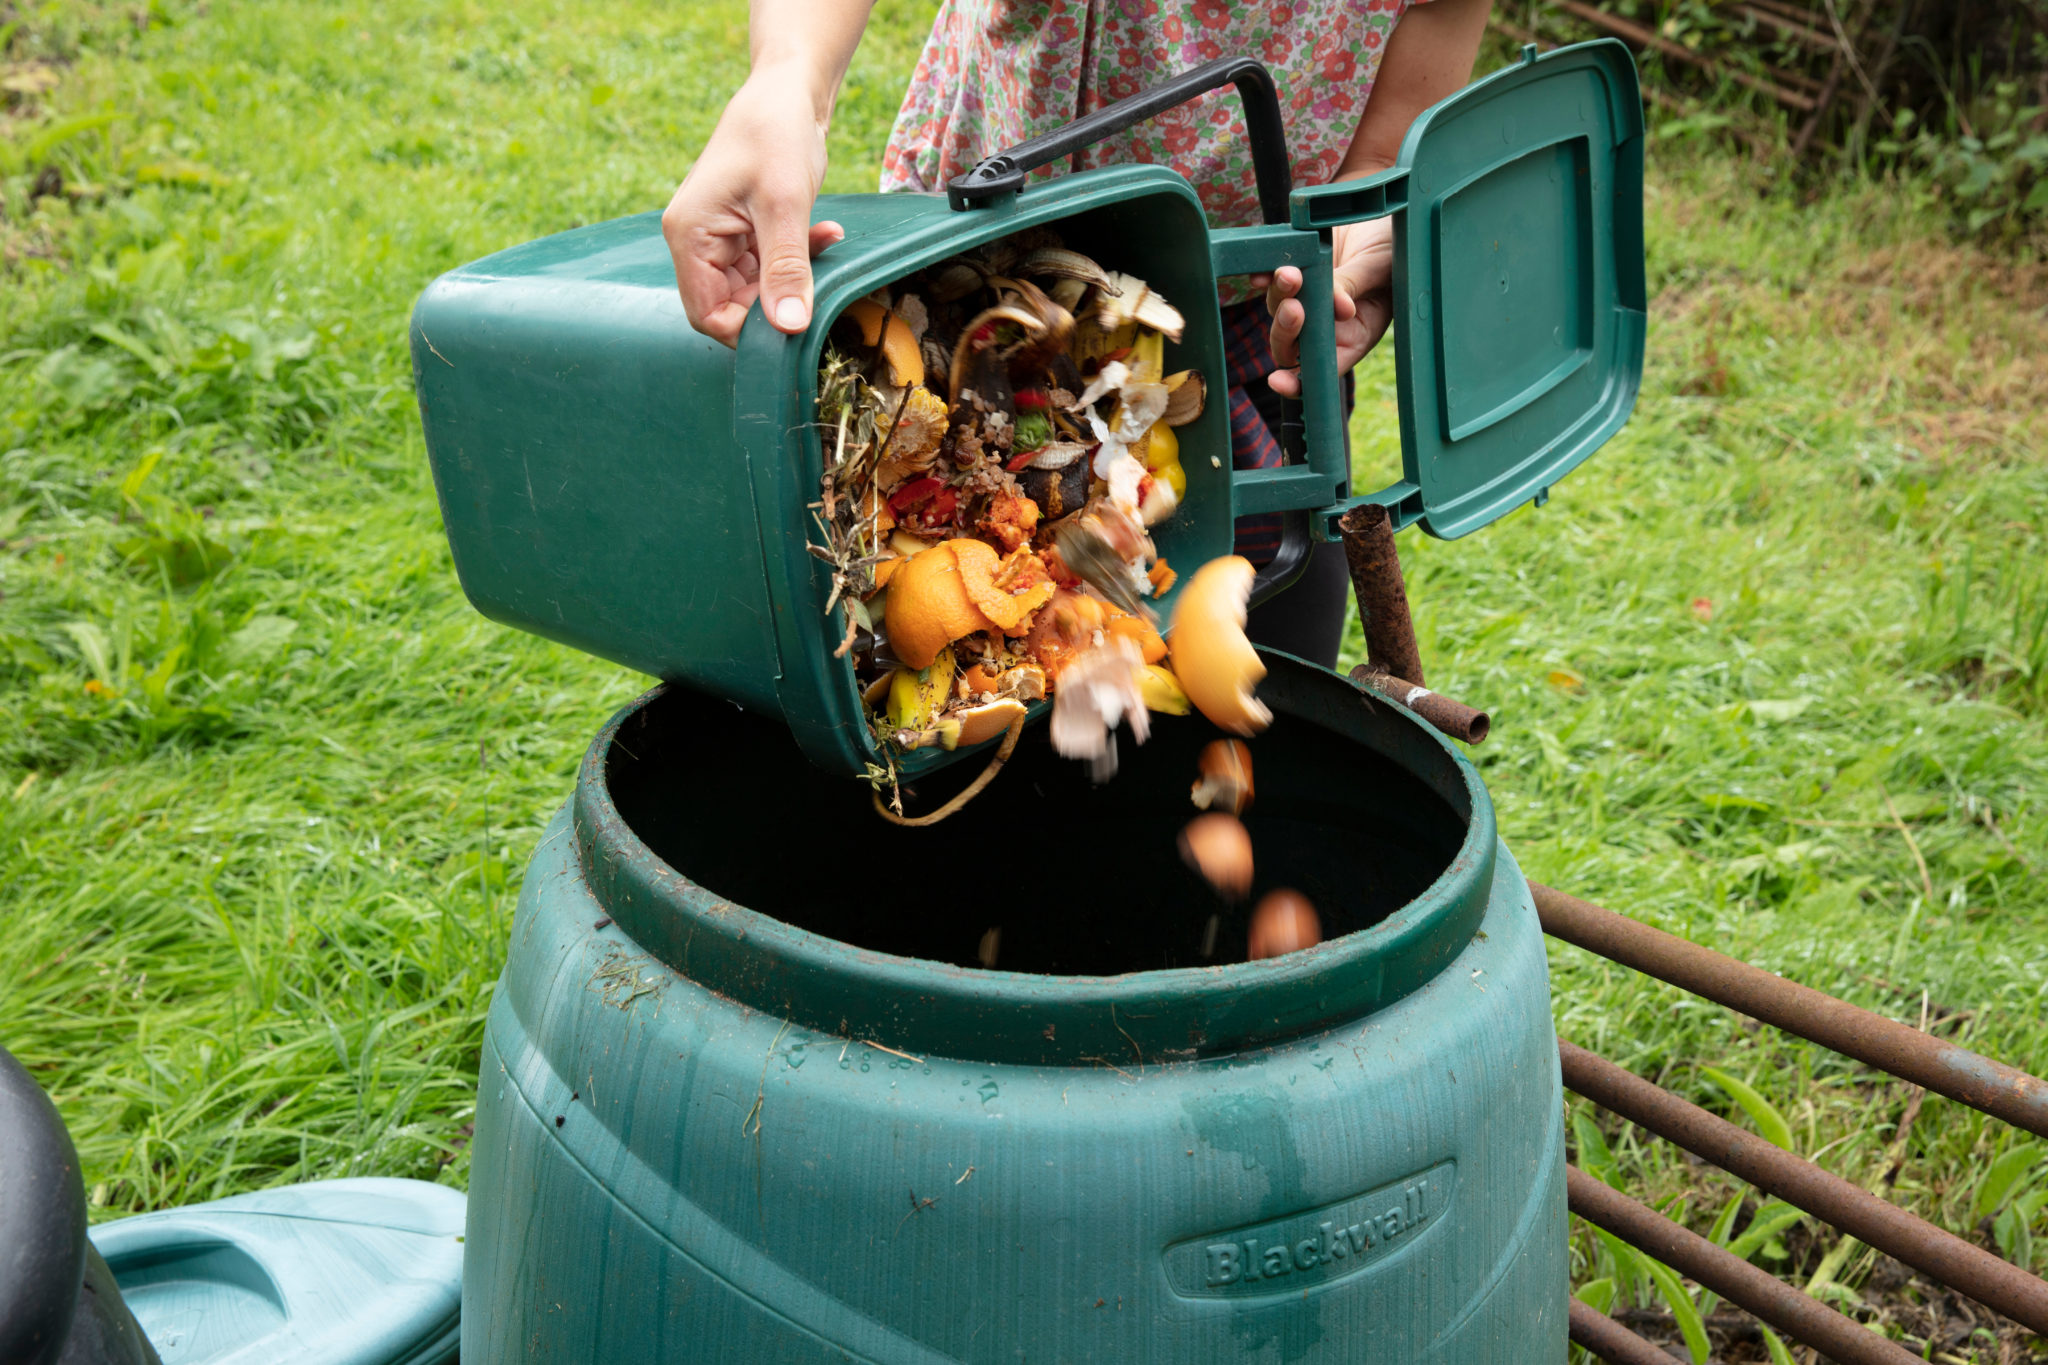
[882,0,1429,572]
[881,0,1430,228]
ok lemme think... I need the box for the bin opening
[804,189,1237,781]
[604,681,1467,976]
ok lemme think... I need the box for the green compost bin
[465,654,1569,1363]
[411,41,1644,782]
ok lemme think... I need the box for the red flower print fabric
[881,0,1431,234]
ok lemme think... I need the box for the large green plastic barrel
[463,654,1566,1362]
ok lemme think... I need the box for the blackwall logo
[1162,1161,1457,1298]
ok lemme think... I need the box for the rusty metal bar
[1561,1042,2048,1336]
[1547,0,1822,110]
[1488,15,1555,51]
[1490,15,1780,159]
[1349,667,1490,744]
[1337,503,1426,687]
[1735,0,1840,52]
[1568,1297,1682,1364]
[1533,882,2048,1141]
[1567,1166,1923,1365]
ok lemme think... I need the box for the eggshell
[1247,890,1322,960]
[1178,813,1253,902]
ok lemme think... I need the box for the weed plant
[1,2,2043,1358]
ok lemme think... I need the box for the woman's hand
[1262,216,1395,398]
[662,2,877,345]
[661,71,846,345]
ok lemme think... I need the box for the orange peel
[887,545,996,670]
[1168,555,1270,735]
[871,530,936,591]
[954,540,1055,633]
[841,299,924,388]
[953,697,1027,747]
[844,298,888,347]
[1106,613,1168,664]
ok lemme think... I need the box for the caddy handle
[948,58,1335,606]
[946,56,1293,228]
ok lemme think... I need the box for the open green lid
[1295,39,1646,540]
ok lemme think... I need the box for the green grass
[2,3,2045,1357]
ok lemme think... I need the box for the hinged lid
[1294,40,1645,539]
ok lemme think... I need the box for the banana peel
[1138,663,1191,715]
[888,647,956,735]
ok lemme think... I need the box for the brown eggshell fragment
[1168,556,1271,736]
[1247,890,1322,960]
[1178,813,1253,902]
[1191,739,1254,815]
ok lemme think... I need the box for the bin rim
[569,652,1498,1067]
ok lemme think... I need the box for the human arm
[1265,0,1493,396]
[661,0,880,345]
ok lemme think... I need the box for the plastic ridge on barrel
[463,653,1570,1361]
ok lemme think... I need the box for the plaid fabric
[1220,298,1354,565]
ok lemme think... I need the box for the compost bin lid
[1294,39,1646,540]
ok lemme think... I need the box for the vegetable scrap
[812,231,1210,778]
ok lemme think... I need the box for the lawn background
[2,0,2044,1351]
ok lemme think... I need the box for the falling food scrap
[1178,812,1253,902]
[1190,739,1253,815]
[1168,557,1271,736]
[978,926,1002,969]
[1247,890,1322,961]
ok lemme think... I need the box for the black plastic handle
[947,56,1294,227]
[0,1045,87,1365]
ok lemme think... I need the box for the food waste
[811,230,1215,781]
[812,232,1318,961]
[1177,740,1324,962]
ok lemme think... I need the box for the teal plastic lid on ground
[87,1178,463,1365]
[1294,39,1647,539]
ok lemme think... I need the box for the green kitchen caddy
[412,41,1643,782]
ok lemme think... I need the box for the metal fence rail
[1533,881,2048,1364]
[1533,882,2048,1140]
[1335,466,2048,1363]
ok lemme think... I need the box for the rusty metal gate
[1336,509,2048,1365]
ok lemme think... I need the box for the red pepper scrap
[887,476,943,513]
